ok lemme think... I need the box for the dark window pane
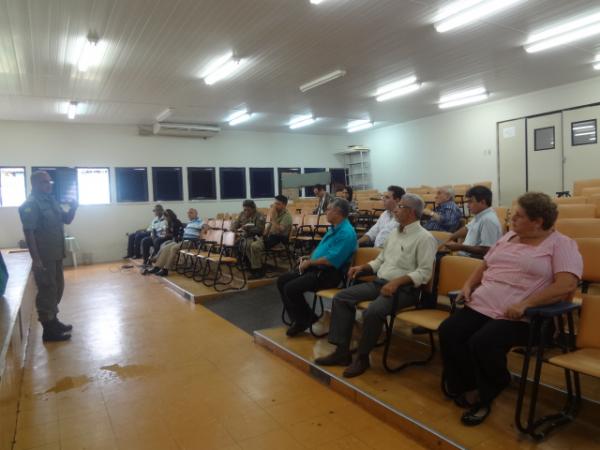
[304,168,326,197]
[329,168,347,192]
[188,167,216,200]
[152,167,183,201]
[116,167,149,202]
[220,167,246,200]
[250,168,274,198]
[32,166,77,203]
[534,127,555,151]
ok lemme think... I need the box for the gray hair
[402,193,425,218]
[439,186,455,200]
[330,198,350,217]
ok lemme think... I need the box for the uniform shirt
[469,231,583,320]
[183,218,204,240]
[313,192,335,215]
[19,192,67,260]
[365,210,398,248]
[459,207,503,257]
[311,218,357,269]
[424,200,462,232]
[368,221,437,287]
[267,209,293,237]
[233,211,266,237]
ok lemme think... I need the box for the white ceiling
[0,0,599,135]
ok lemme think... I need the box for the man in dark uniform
[19,171,78,342]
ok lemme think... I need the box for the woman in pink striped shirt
[439,192,583,426]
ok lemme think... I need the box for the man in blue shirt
[423,187,462,232]
[277,198,357,337]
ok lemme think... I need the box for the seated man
[247,195,293,279]
[124,204,164,259]
[316,193,437,378]
[423,186,462,232]
[278,198,357,336]
[357,185,405,248]
[141,206,168,265]
[313,184,335,215]
[233,200,266,268]
[442,186,503,258]
[143,208,205,276]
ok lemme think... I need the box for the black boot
[156,268,169,277]
[54,318,73,332]
[42,321,71,342]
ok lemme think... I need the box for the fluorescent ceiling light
[572,124,595,131]
[78,34,105,72]
[594,55,600,70]
[525,11,600,53]
[227,109,252,126]
[435,0,523,33]
[67,101,78,119]
[156,107,174,122]
[375,76,417,96]
[201,52,244,85]
[376,83,421,102]
[299,69,346,92]
[375,76,421,102]
[310,0,326,4]
[289,115,316,130]
[347,120,374,133]
[439,87,488,109]
[574,131,596,137]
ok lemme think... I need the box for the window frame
[219,167,247,200]
[115,167,149,203]
[571,119,598,147]
[249,167,275,199]
[187,167,217,200]
[303,167,327,197]
[152,166,183,202]
[0,166,27,207]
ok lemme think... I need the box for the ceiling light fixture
[289,115,316,130]
[435,0,523,33]
[299,69,346,93]
[78,33,104,72]
[375,76,421,102]
[67,101,78,120]
[438,87,489,109]
[524,11,600,53]
[594,55,600,70]
[310,0,327,4]
[347,120,374,133]
[227,109,252,126]
[201,51,244,85]
[156,107,174,122]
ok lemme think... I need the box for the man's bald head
[31,171,53,194]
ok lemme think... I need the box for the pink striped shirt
[469,231,583,320]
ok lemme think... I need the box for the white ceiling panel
[0,0,598,134]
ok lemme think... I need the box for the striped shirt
[424,201,462,232]
[183,218,204,240]
[469,231,583,320]
[148,216,167,238]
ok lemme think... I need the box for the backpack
[0,252,8,296]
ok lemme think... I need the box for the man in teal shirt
[277,198,357,336]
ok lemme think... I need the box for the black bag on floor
[0,252,8,296]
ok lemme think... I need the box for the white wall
[347,75,600,200]
[0,121,346,263]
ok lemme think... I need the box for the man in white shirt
[316,193,437,378]
[357,185,405,248]
[443,186,503,258]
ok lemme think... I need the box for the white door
[527,113,563,195]
[498,119,526,206]
[563,105,600,194]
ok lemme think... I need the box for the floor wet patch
[99,363,154,380]
[43,375,93,394]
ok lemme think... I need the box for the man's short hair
[314,184,326,191]
[387,185,406,200]
[274,195,288,205]
[330,198,350,217]
[466,185,493,207]
[439,186,455,199]
[31,170,48,184]
[243,199,256,209]
[402,193,424,219]
[153,204,164,213]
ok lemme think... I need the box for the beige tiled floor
[14,263,424,450]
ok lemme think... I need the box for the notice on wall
[502,126,516,139]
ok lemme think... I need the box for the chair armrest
[524,301,581,319]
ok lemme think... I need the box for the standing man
[313,184,335,215]
[357,185,405,248]
[278,198,357,336]
[247,195,293,279]
[422,186,462,232]
[315,194,436,377]
[19,171,78,342]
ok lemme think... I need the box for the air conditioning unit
[152,122,220,139]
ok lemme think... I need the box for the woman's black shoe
[454,394,476,409]
[156,268,168,277]
[461,404,491,426]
